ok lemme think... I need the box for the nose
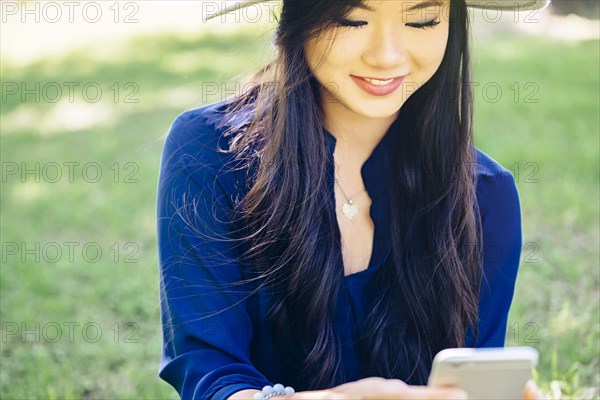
[362,24,408,69]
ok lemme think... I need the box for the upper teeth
[363,77,395,85]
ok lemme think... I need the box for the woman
[157,0,550,399]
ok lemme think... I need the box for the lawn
[1,26,598,399]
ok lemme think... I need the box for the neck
[322,83,399,155]
[323,105,399,166]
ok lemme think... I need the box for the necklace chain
[334,178,366,204]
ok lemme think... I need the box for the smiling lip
[351,75,406,96]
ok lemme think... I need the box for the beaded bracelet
[252,383,295,399]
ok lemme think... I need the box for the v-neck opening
[324,126,390,280]
[342,200,378,279]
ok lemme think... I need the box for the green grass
[1,26,598,399]
[470,34,599,399]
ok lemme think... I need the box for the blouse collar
[323,117,402,201]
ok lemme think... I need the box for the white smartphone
[427,346,539,400]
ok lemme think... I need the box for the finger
[523,380,544,400]
[399,385,468,400]
[352,380,468,400]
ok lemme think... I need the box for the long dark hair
[182,0,483,390]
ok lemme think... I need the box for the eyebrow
[355,0,444,12]
[406,0,444,11]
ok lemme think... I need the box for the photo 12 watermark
[2,161,140,184]
[197,79,540,105]
[1,241,140,264]
[1,321,140,344]
[1,82,140,104]
[1,1,140,24]
[199,1,546,24]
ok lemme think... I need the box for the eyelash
[336,18,441,30]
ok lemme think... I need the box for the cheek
[411,30,449,76]
[304,41,320,74]
[305,41,334,84]
[305,34,357,81]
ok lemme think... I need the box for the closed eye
[407,19,441,29]
[336,18,441,30]
[336,18,367,29]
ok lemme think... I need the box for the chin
[359,104,404,119]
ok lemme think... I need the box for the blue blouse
[156,99,523,400]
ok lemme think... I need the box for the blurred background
[1,0,598,398]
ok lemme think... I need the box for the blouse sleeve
[465,169,523,347]
[156,111,271,400]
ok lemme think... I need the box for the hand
[289,377,468,399]
[523,380,544,400]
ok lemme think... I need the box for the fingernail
[450,390,469,400]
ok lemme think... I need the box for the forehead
[356,0,449,12]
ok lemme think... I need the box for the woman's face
[304,0,451,124]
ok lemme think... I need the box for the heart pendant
[342,202,359,220]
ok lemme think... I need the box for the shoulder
[158,98,253,204]
[160,97,255,178]
[473,147,521,226]
[474,147,514,182]
[168,97,242,135]
[474,147,518,191]
[163,98,234,162]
